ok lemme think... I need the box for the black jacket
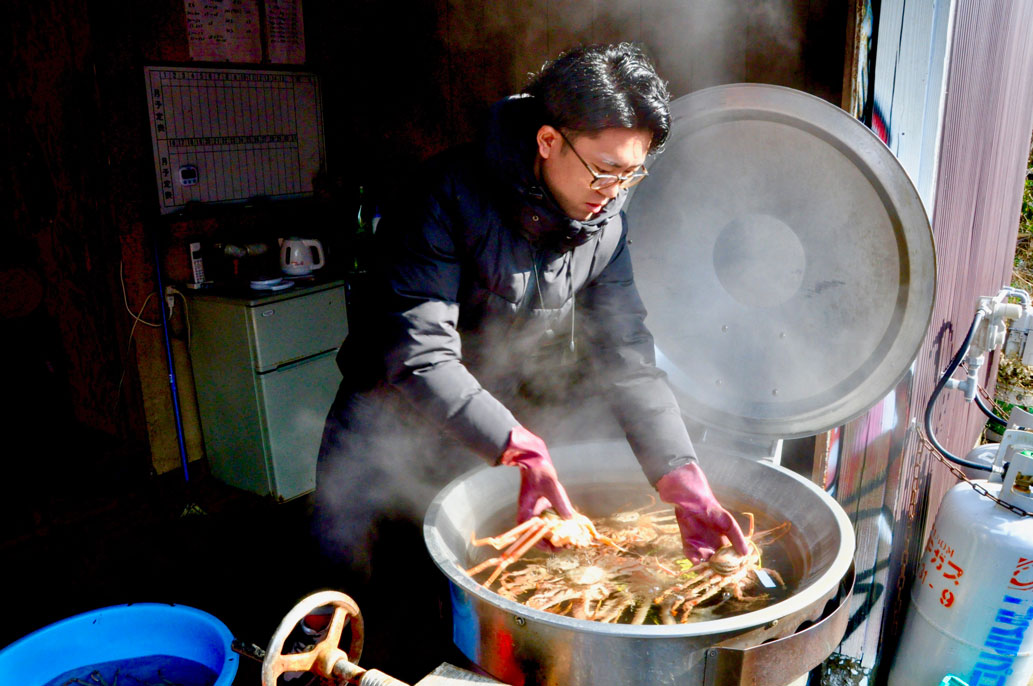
[337,95,695,484]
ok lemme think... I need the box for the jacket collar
[482,95,625,249]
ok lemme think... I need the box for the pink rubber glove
[656,462,750,563]
[499,426,575,522]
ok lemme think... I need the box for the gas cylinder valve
[927,287,1033,475]
[1003,299,1033,365]
[944,287,1033,401]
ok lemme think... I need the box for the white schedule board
[145,66,325,214]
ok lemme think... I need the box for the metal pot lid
[624,84,935,441]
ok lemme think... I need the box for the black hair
[523,43,671,152]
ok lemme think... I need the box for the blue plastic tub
[0,603,238,686]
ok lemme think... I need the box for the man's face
[536,125,652,221]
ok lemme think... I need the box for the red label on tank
[1010,557,1033,592]
[917,526,966,609]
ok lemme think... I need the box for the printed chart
[145,67,324,214]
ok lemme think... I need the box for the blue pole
[151,229,191,481]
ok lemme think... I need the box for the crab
[467,506,792,625]
[573,551,673,624]
[599,496,682,550]
[516,548,646,621]
[465,511,619,587]
[653,513,790,623]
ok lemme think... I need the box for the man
[314,42,747,677]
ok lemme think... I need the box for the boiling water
[41,655,218,686]
[466,485,801,625]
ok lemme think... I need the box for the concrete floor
[0,459,472,685]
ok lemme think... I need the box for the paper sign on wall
[184,0,262,63]
[184,0,305,64]
[265,0,305,64]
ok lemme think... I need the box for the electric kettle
[279,237,325,276]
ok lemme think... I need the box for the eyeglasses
[558,129,649,191]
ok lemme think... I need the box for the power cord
[116,260,170,405]
[120,260,163,328]
[116,292,155,405]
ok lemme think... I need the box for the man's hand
[656,462,749,563]
[499,426,575,522]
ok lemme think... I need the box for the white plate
[250,278,292,291]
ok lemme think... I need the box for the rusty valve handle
[262,590,409,686]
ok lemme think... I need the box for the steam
[312,307,626,574]
[313,408,476,578]
[448,2,809,98]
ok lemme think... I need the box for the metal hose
[975,392,1008,427]
[924,310,995,472]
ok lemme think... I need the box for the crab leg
[658,596,678,625]
[470,517,545,549]
[654,568,717,605]
[672,565,754,620]
[631,600,652,625]
[466,520,547,576]
[595,590,637,623]
[484,524,552,586]
[752,520,792,546]
[742,512,756,538]
[673,583,725,620]
[526,588,583,613]
[468,520,553,587]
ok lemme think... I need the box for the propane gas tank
[887,462,1033,686]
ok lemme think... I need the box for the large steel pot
[424,440,855,686]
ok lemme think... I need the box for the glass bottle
[351,185,373,274]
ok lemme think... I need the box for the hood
[481,95,626,249]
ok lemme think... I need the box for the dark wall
[3,0,847,481]
[4,0,151,504]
